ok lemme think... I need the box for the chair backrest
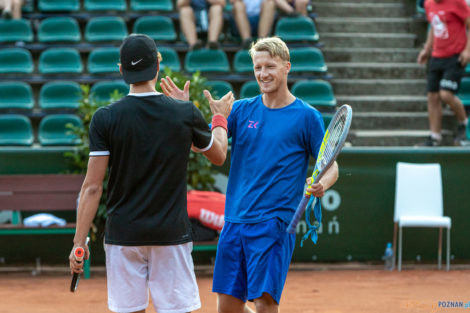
[290,47,327,73]
[85,17,128,42]
[38,0,80,11]
[39,48,83,74]
[457,77,470,106]
[87,47,120,74]
[131,0,173,11]
[84,0,127,11]
[0,114,34,146]
[90,80,129,104]
[275,16,319,42]
[291,80,336,108]
[0,48,33,74]
[240,81,260,99]
[39,81,82,109]
[38,17,81,42]
[184,49,230,73]
[0,19,33,43]
[39,114,83,146]
[133,16,176,41]
[0,82,34,110]
[233,50,253,73]
[159,47,181,72]
[394,162,443,222]
[206,81,234,99]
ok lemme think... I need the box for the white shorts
[105,242,201,313]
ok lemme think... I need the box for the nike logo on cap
[131,59,143,66]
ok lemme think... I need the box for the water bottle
[199,9,208,32]
[383,242,394,271]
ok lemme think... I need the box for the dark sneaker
[207,41,220,50]
[189,40,203,51]
[454,124,467,146]
[1,9,12,19]
[418,136,441,147]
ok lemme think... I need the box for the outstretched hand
[160,76,190,101]
[204,89,234,119]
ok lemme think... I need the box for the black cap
[120,34,159,84]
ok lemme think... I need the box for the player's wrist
[211,114,228,132]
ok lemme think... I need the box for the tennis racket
[286,104,353,234]
[70,237,89,293]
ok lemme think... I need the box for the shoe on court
[454,124,468,146]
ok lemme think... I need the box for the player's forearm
[73,183,102,245]
[203,127,228,166]
[319,161,339,191]
[423,28,434,54]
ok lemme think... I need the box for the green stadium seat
[39,81,82,109]
[38,17,81,43]
[185,49,230,73]
[206,81,234,99]
[233,50,253,73]
[240,81,260,99]
[0,82,33,110]
[275,16,319,42]
[84,0,126,11]
[22,1,34,12]
[0,19,33,43]
[88,47,120,74]
[133,16,176,41]
[290,47,327,73]
[130,0,173,11]
[85,17,128,42]
[291,80,336,109]
[0,114,34,146]
[38,0,80,11]
[416,0,425,15]
[159,47,181,72]
[90,81,129,104]
[457,77,470,106]
[322,113,333,128]
[39,48,83,74]
[39,114,83,146]
[0,48,33,74]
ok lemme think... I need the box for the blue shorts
[212,218,296,304]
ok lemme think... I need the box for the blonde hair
[249,37,290,62]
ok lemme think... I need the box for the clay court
[1,265,469,313]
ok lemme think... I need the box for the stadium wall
[1,147,469,264]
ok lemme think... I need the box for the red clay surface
[1,268,469,313]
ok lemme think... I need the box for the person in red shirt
[417,0,470,146]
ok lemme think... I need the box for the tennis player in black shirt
[69,34,233,313]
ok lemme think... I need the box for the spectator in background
[177,0,225,50]
[417,0,470,146]
[0,0,23,19]
[274,0,309,17]
[231,0,276,49]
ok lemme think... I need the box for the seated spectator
[274,0,309,17]
[0,0,23,19]
[177,0,225,50]
[231,0,276,49]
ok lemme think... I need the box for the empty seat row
[0,80,130,110]
[0,16,318,44]
[0,47,327,74]
[36,0,173,12]
[0,79,334,111]
[0,114,83,146]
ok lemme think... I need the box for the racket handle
[70,246,85,293]
[287,196,310,234]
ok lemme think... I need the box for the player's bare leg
[232,0,252,42]
[217,293,255,313]
[177,0,198,47]
[207,0,224,47]
[427,91,442,136]
[253,293,278,313]
[439,90,467,123]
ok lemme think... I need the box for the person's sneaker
[207,41,220,50]
[242,38,253,50]
[454,124,467,146]
[189,40,203,51]
[418,135,442,147]
[1,9,12,19]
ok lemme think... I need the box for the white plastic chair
[393,162,451,271]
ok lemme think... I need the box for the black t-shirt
[89,92,213,246]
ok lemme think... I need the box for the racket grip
[286,196,310,234]
[70,246,85,293]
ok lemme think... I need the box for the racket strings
[318,111,347,169]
